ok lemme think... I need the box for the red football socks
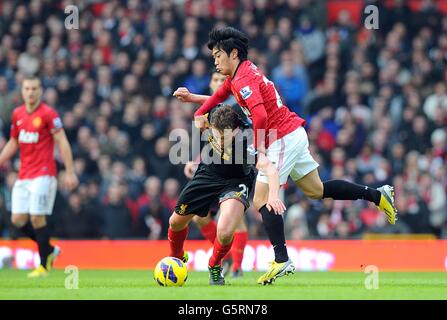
[209,238,233,267]
[168,226,189,259]
[199,219,217,244]
[231,231,248,271]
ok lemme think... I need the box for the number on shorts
[239,184,248,198]
[38,195,48,207]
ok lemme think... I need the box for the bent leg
[209,199,244,267]
[231,218,248,272]
[294,168,380,204]
[193,213,217,244]
[168,213,195,259]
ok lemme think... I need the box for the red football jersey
[195,60,306,148]
[10,102,63,179]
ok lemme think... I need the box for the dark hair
[210,104,240,131]
[22,75,41,86]
[207,27,249,61]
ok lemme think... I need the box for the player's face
[209,72,226,93]
[22,79,42,105]
[212,48,234,76]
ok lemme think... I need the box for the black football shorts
[174,164,255,217]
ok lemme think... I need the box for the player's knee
[253,195,267,211]
[30,215,46,229]
[235,219,247,232]
[169,213,187,231]
[216,227,233,245]
[304,184,324,200]
[217,233,233,246]
[11,215,28,228]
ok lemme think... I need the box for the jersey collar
[25,101,42,115]
[231,60,245,80]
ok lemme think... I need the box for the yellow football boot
[377,185,398,225]
[257,259,295,285]
[27,265,48,278]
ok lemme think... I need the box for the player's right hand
[64,171,79,191]
[184,161,198,179]
[173,87,192,102]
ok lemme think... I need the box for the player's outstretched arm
[0,138,19,167]
[173,87,210,104]
[256,153,286,215]
[53,130,79,191]
[194,79,232,119]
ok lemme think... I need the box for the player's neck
[230,59,242,78]
[25,100,41,114]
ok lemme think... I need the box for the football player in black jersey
[167,104,285,285]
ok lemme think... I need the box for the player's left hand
[184,161,198,179]
[64,171,79,191]
[266,196,286,215]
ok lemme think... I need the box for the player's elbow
[253,114,267,130]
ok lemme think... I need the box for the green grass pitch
[1,270,447,300]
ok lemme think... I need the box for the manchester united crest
[32,117,42,128]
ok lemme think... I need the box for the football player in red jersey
[0,76,79,277]
[180,27,398,285]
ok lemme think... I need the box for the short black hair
[207,27,249,61]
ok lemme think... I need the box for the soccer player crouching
[167,104,285,285]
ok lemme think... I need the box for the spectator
[160,178,179,213]
[148,137,178,181]
[272,51,309,114]
[56,193,99,239]
[100,184,132,239]
[138,198,170,239]
[423,82,447,121]
[294,15,325,65]
[183,59,210,95]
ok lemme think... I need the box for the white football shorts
[11,175,58,215]
[257,126,319,186]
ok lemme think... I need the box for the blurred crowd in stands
[0,0,446,240]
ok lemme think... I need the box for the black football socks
[259,205,289,263]
[323,180,381,205]
[19,221,37,241]
[34,225,54,269]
